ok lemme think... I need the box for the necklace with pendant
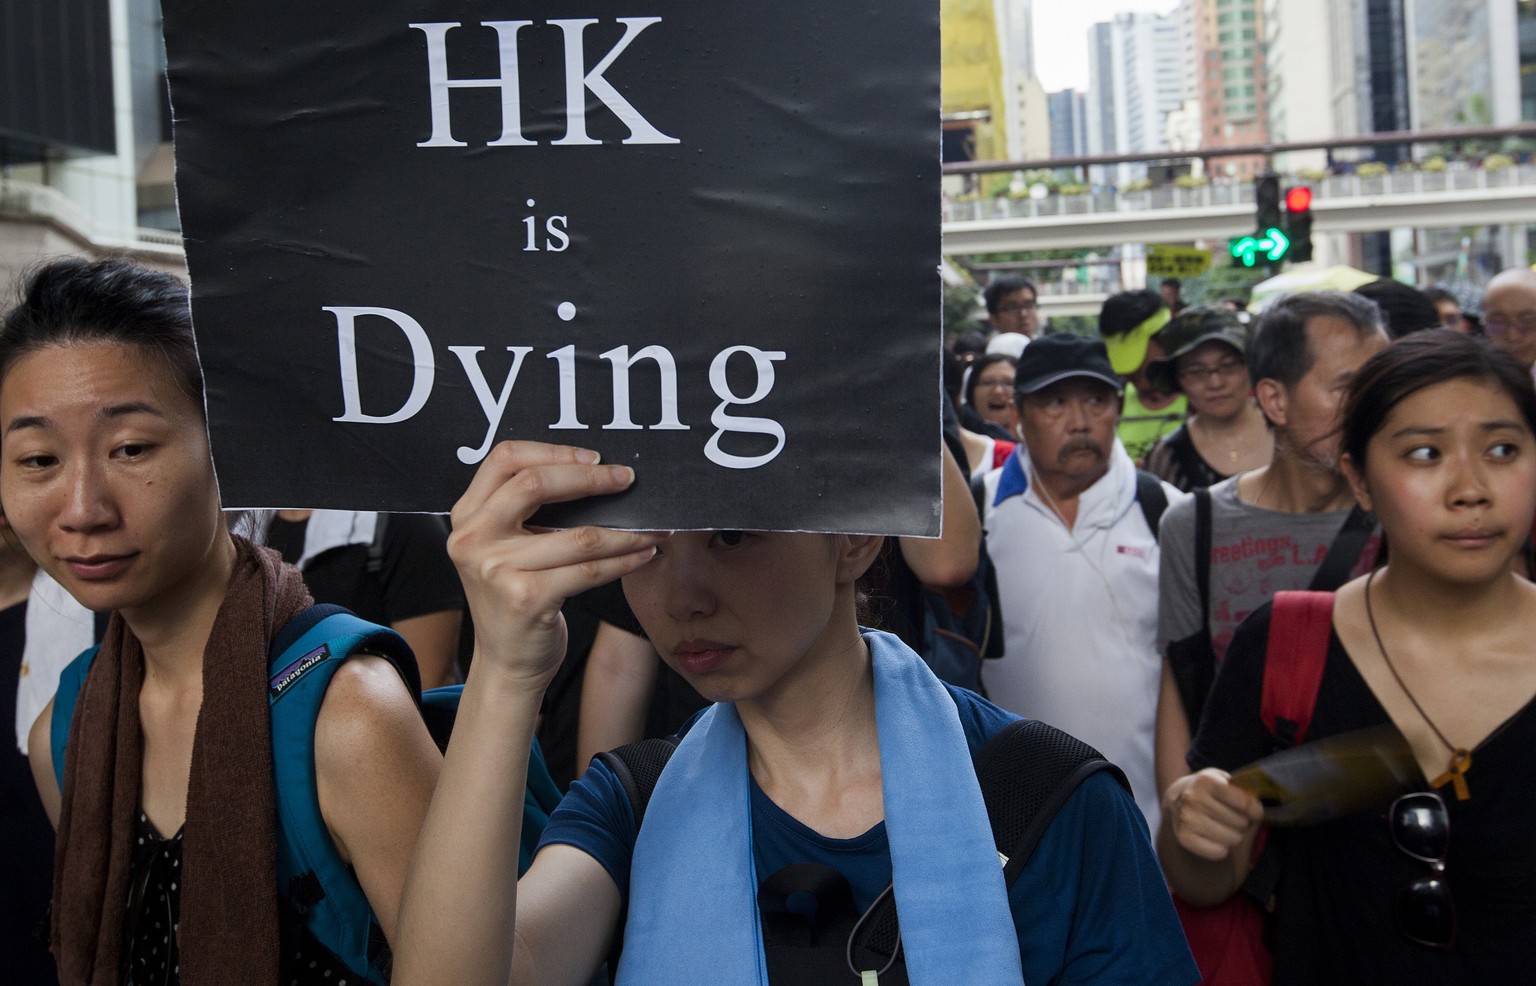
[1365,569,1472,800]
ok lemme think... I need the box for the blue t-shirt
[539,685,1197,986]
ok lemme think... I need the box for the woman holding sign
[391,442,1196,985]
[5,258,442,986]
[1159,330,1536,982]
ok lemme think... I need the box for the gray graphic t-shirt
[1157,475,1380,662]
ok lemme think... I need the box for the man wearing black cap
[984,333,1185,830]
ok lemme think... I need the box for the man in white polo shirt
[984,333,1185,829]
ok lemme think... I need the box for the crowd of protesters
[3,255,1534,985]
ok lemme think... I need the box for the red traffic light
[1285,187,1312,212]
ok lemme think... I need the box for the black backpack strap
[1195,488,1212,626]
[597,736,682,982]
[1135,471,1169,538]
[1307,505,1375,592]
[594,735,682,829]
[977,719,1130,885]
[847,718,1129,973]
[366,513,389,575]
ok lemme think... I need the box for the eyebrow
[101,401,167,421]
[1389,421,1529,440]
[3,415,47,437]
[3,401,167,437]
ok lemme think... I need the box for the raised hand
[447,441,668,690]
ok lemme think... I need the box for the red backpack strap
[1260,590,1335,746]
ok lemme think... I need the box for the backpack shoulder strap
[1260,591,1335,746]
[421,683,563,877]
[1307,505,1375,592]
[49,645,103,791]
[595,734,683,980]
[595,735,682,828]
[846,717,1130,973]
[1194,488,1212,626]
[978,718,1131,885]
[268,605,416,984]
[1135,470,1169,538]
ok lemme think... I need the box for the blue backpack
[50,604,563,985]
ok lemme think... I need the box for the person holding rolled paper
[1159,330,1536,982]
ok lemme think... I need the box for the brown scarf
[51,536,313,986]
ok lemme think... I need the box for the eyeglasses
[1484,313,1536,337]
[998,301,1037,314]
[1176,358,1245,384]
[1388,791,1455,950]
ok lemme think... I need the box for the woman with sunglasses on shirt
[390,441,1196,986]
[1158,330,1536,982]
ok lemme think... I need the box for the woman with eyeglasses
[1143,307,1272,493]
[961,353,1019,442]
[1158,330,1536,982]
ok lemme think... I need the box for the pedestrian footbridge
[942,164,1536,256]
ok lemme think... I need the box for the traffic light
[1255,173,1282,237]
[1233,173,1289,268]
[1284,186,1314,263]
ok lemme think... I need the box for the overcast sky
[1031,0,1181,93]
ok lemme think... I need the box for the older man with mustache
[982,334,1186,830]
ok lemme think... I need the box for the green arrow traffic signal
[1261,226,1289,261]
[1228,227,1291,267]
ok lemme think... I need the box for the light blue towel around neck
[616,630,1024,986]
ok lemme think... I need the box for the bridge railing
[943,163,1536,224]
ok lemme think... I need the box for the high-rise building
[1048,89,1090,158]
[1404,0,1521,129]
[1086,11,1184,183]
[1193,0,1269,176]
[1522,0,1536,120]
[942,0,1010,161]
[1011,76,1052,160]
[1265,0,1333,171]
[1086,21,1117,159]
[996,0,1035,84]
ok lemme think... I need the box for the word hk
[411,18,680,148]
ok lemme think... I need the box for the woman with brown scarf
[5,258,442,986]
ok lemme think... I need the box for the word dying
[325,307,788,470]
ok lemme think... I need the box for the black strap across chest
[597,717,1129,983]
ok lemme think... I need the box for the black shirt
[1190,603,1536,985]
[265,514,464,627]
[0,598,59,985]
[1145,425,1226,493]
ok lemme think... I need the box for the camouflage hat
[1146,305,1247,394]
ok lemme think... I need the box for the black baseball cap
[1014,333,1124,396]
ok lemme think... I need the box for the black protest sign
[161,2,942,534]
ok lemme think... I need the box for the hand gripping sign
[161,2,942,534]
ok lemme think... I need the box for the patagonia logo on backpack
[270,643,331,698]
